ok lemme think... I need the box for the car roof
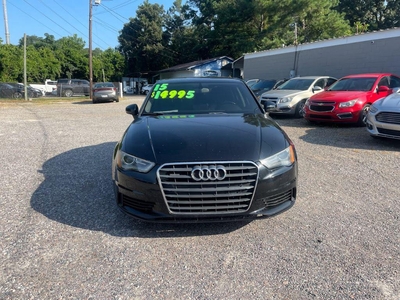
[341,73,394,78]
[289,76,331,79]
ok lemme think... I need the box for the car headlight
[279,96,293,103]
[368,105,378,114]
[339,99,358,108]
[117,150,155,173]
[260,145,296,169]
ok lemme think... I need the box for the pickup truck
[30,79,57,95]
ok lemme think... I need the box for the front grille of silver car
[157,162,259,215]
[261,97,278,102]
[309,101,335,112]
[376,112,400,125]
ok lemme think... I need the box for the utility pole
[89,0,93,99]
[2,0,10,44]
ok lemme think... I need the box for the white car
[141,84,154,95]
[259,76,337,117]
[365,88,400,140]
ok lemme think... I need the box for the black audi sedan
[112,77,298,223]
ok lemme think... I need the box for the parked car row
[250,72,400,140]
[0,82,43,99]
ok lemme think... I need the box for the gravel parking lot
[1,96,399,299]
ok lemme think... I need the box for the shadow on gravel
[270,115,400,151]
[31,142,249,238]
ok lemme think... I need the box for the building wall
[244,28,400,81]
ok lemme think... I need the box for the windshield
[143,81,262,115]
[276,78,315,91]
[328,77,377,91]
[251,80,276,90]
[94,82,114,88]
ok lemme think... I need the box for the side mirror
[263,100,277,112]
[312,86,322,93]
[126,104,139,116]
[377,85,390,93]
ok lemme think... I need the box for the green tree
[92,48,124,82]
[53,35,88,79]
[26,45,61,82]
[0,45,23,82]
[118,0,167,75]
[335,0,400,32]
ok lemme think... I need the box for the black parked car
[250,79,279,98]
[5,83,42,98]
[112,77,298,223]
[0,83,21,98]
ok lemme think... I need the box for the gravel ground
[1,96,399,299]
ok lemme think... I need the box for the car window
[378,77,389,88]
[326,78,337,87]
[57,79,69,84]
[313,79,326,89]
[94,83,114,88]
[276,79,314,90]
[389,76,400,88]
[329,77,378,91]
[251,80,276,90]
[143,81,261,114]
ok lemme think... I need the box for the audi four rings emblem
[191,165,227,181]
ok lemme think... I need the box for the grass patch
[0,96,91,106]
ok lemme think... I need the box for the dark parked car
[112,77,298,223]
[4,83,42,98]
[0,83,21,98]
[92,82,119,103]
[56,78,90,97]
[250,79,289,99]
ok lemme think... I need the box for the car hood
[120,114,289,164]
[261,89,307,98]
[375,92,400,108]
[310,90,367,101]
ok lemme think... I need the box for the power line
[7,0,65,39]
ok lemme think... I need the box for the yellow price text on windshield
[152,89,195,99]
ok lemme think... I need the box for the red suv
[303,73,400,125]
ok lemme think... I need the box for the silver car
[92,82,119,103]
[259,76,337,118]
[365,88,400,140]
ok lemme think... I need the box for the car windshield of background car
[143,81,262,115]
[328,77,377,92]
[251,80,277,90]
[276,79,314,90]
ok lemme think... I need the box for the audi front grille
[376,112,400,125]
[157,162,259,215]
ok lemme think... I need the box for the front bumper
[112,162,298,223]
[366,112,400,139]
[261,100,296,115]
[304,106,362,123]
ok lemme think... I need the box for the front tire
[357,104,370,126]
[295,100,306,118]
[13,92,22,99]
[63,89,73,97]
